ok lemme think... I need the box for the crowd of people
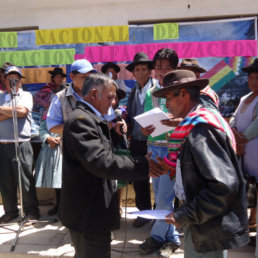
[0,48,257,258]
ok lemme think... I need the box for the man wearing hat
[0,66,39,223]
[126,52,158,228]
[153,70,249,257]
[178,58,219,110]
[46,59,96,135]
[101,62,127,95]
[139,48,181,256]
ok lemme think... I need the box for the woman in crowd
[230,58,258,247]
[34,67,67,216]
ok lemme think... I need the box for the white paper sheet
[134,107,173,137]
[128,210,171,220]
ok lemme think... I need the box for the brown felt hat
[125,52,153,72]
[178,59,206,73]
[153,70,209,98]
[242,58,258,73]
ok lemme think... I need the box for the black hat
[101,62,120,73]
[242,58,258,73]
[116,89,126,100]
[48,67,67,77]
[125,52,153,72]
[153,70,209,98]
[0,62,14,72]
[178,59,206,73]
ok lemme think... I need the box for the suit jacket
[59,101,149,236]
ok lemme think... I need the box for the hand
[46,136,60,148]
[165,212,181,228]
[156,156,172,171]
[141,125,155,136]
[114,120,127,135]
[231,128,248,145]
[161,117,183,127]
[146,152,167,178]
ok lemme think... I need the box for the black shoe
[159,242,181,257]
[47,206,58,216]
[132,217,150,228]
[139,236,163,254]
[26,213,40,221]
[0,213,19,224]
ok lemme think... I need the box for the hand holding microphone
[114,109,129,149]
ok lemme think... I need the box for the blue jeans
[148,143,180,245]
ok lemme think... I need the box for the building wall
[1,0,257,29]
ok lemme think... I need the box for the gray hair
[82,73,117,97]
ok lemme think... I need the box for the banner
[75,40,257,63]
[35,25,129,45]
[0,32,18,48]
[21,67,67,84]
[153,23,179,40]
[0,49,75,66]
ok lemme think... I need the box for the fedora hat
[242,58,258,73]
[48,67,67,77]
[101,62,120,74]
[153,70,209,98]
[178,59,206,73]
[125,52,153,72]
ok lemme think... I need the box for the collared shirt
[174,104,200,200]
[79,100,104,121]
[46,83,83,130]
[136,78,152,105]
[0,88,32,142]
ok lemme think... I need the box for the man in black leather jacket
[153,70,249,257]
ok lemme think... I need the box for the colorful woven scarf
[201,85,220,107]
[164,107,236,179]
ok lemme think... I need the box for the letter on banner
[0,32,18,48]
[0,49,75,66]
[35,26,129,45]
[153,23,179,40]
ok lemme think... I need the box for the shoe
[47,206,58,216]
[132,217,150,228]
[139,236,163,254]
[26,213,40,221]
[159,242,181,257]
[0,213,19,224]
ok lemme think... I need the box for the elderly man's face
[132,64,151,88]
[154,59,174,86]
[5,73,22,93]
[165,89,187,118]
[95,84,117,115]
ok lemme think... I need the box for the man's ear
[70,73,74,81]
[90,88,98,100]
[180,88,187,97]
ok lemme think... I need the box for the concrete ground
[0,205,255,258]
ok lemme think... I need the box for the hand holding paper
[134,107,173,137]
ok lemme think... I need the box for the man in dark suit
[59,73,164,258]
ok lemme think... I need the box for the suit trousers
[69,229,111,258]
[129,138,152,210]
[0,141,39,216]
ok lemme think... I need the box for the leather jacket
[174,123,249,252]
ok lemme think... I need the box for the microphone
[114,109,129,149]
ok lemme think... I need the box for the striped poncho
[164,107,236,179]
